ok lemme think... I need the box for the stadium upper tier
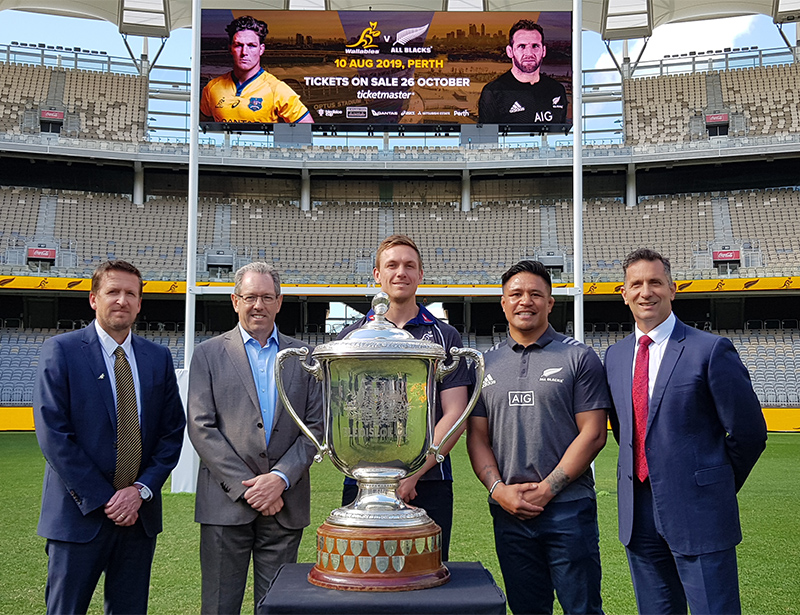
[1,184,798,283]
[624,62,800,146]
[0,62,147,141]
[1,42,799,157]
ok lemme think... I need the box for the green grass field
[2,432,798,614]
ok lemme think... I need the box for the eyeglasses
[234,294,278,305]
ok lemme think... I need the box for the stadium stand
[623,72,708,146]
[719,63,800,137]
[2,325,798,407]
[53,191,189,274]
[1,30,799,420]
[0,63,52,134]
[623,61,800,145]
[728,188,800,273]
[0,61,146,140]
[62,69,147,141]
[3,184,800,282]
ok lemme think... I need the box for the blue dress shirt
[238,323,289,488]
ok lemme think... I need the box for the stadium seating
[623,62,800,146]
[720,64,800,137]
[2,325,797,407]
[728,188,800,271]
[3,184,800,282]
[0,61,146,141]
[624,72,708,146]
[0,63,51,134]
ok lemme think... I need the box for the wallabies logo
[347,22,380,49]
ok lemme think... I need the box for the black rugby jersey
[479,71,568,125]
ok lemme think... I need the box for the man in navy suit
[605,248,767,615]
[34,260,185,614]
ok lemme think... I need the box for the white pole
[172,0,203,494]
[184,0,201,367]
[572,0,584,343]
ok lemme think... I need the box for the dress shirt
[238,323,289,489]
[632,312,676,399]
[94,320,142,420]
[95,320,151,493]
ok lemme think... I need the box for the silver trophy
[277,292,484,527]
[275,292,484,590]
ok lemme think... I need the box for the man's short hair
[226,15,269,45]
[509,19,545,47]
[91,260,143,295]
[501,260,552,292]
[622,248,673,285]
[234,262,281,296]
[375,234,423,270]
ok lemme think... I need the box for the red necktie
[633,335,652,482]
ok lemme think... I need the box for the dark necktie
[113,346,142,490]
[633,335,652,482]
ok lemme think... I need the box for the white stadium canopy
[0,0,798,40]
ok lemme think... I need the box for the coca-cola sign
[705,113,729,125]
[712,250,740,261]
[40,110,64,120]
[28,248,56,259]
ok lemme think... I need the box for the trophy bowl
[276,292,484,591]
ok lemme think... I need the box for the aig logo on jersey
[508,390,535,406]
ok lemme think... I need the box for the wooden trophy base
[308,520,450,591]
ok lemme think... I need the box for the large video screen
[200,10,572,130]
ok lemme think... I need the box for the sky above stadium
[0,8,795,72]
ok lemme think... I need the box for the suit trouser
[200,515,302,615]
[627,478,741,615]
[342,480,454,561]
[44,519,156,615]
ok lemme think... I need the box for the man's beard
[513,58,541,74]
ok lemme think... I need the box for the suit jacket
[605,318,767,556]
[34,322,186,543]
[187,328,323,530]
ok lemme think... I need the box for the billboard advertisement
[200,10,572,130]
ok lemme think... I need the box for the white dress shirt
[632,312,676,399]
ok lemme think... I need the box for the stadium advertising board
[200,10,572,131]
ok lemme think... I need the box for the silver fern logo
[540,367,565,383]
[395,24,430,45]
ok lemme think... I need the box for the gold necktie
[113,346,142,489]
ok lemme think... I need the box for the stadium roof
[1,0,797,39]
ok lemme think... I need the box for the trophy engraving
[276,292,484,590]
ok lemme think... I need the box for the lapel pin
[99,373,105,379]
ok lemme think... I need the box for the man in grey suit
[187,262,323,614]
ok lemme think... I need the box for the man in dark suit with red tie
[33,260,185,614]
[604,248,767,615]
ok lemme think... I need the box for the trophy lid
[312,292,446,360]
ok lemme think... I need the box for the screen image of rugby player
[200,10,572,128]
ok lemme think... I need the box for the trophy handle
[430,347,485,462]
[275,347,328,463]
